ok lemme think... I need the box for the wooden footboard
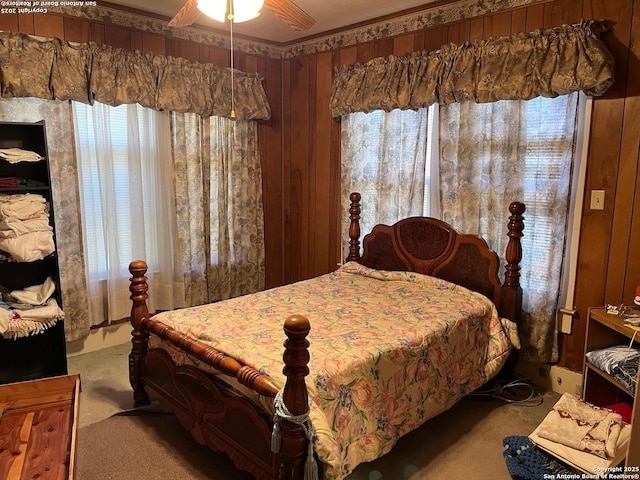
[128,261,313,480]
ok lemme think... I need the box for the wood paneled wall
[281,0,640,371]
[2,0,638,371]
[282,1,576,285]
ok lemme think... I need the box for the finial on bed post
[276,315,312,480]
[346,192,362,262]
[501,202,526,324]
[129,260,151,407]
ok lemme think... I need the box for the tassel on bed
[305,442,318,480]
[272,389,319,480]
[271,416,282,453]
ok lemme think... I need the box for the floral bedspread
[149,262,519,480]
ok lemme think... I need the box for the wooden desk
[0,374,80,480]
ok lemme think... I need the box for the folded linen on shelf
[10,276,55,306]
[0,215,52,238]
[612,356,639,396]
[0,177,20,187]
[0,193,53,261]
[2,298,64,339]
[534,392,623,459]
[586,344,640,374]
[13,298,63,321]
[0,307,11,335]
[0,230,54,262]
[0,193,47,220]
[0,147,43,163]
[19,178,47,188]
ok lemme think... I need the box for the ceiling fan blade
[168,0,201,27]
[263,0,316,31]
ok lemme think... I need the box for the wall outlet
[514,361,583,396]
[550,366,583,396]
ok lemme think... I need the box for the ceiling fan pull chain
[228,0,236,120]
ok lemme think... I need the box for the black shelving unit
[0,120,67,384]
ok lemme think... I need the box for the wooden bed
[128,192,526,480]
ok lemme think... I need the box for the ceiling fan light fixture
[232,0,264,22]
[197,0,264,24]
[196,0,227,22]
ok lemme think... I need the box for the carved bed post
[129,260,151,407]
[276,315,313,480]
[346,192,362,262]
[501,202,526,325]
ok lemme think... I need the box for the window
[341,107,434,251]
[73,101,179,324]
[439,94,579,299]
[342,92,587,362]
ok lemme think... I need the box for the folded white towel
[13,297,63,321]
[0,230,55,262]
[0,193,47,221]
[0,216,52,238]
[11,277,56,306]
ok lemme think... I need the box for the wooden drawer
[0,374,81,480]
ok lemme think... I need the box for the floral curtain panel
[340,108,430,259]
[330,20,615,117]
[0,31,271,120]
[439,94,580,363]
[170,113,266,306]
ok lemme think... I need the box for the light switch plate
[590,190,605,210]
[559,313,573,334]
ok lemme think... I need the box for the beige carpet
[70,343,559,480]
[76,408,252,480]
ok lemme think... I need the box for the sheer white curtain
[340,108,432,258]
[73,102,183,326]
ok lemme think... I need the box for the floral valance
[0,31,271,120]
[330,20,615,117]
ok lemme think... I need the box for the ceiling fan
[168,0,316,31]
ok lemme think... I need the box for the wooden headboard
[345,192,525,324]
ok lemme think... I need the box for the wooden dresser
[0,374,80,480]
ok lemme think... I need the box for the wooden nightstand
[583,307,638,405]
[583,307,638,468]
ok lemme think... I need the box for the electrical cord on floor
[466,378,544,407]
